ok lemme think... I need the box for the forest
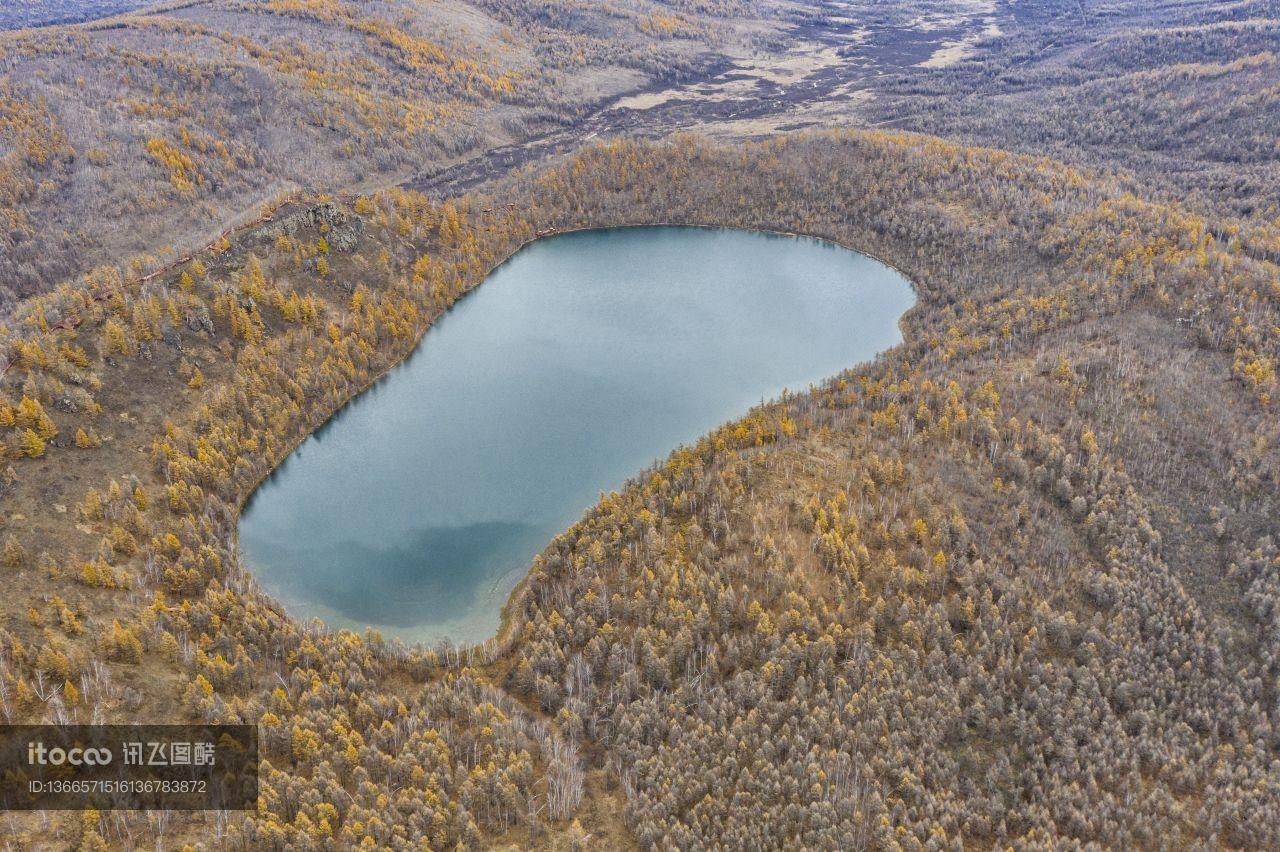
[862,0,1280,223]
[0,0,756,307]
[1,0,1278,849]
[0,2,151,32]
[0,128,1276,847]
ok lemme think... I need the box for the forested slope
[0,1,153,31]
[865,0,1280,223]
[1,131,1276,847]
[0,0,756,308]
[500,136,1280,847]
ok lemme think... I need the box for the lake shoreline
[236,224,918,653]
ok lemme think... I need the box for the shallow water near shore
[238,227,915,645]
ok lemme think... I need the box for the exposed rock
[269,203,363,252]
[185,305,214,335]
[328,217,364,252]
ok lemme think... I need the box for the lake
[238,227,915,645]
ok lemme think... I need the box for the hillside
[1,131,1276,847]
[0,2,153,32]
[9,0,1276,311]
[1,0,1279,849]
[865,0,1280,222]
[0,0,761,307]
[587,0,1280,224]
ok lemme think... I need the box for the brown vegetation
[1,128,1277,846]
[0,0,757,308]
[864,0,1280,224]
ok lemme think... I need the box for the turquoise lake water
[238,227,915,644]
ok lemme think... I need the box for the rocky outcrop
[268,203,364,252]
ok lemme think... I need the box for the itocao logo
[27,742,113,766]
[3,725,257,810]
